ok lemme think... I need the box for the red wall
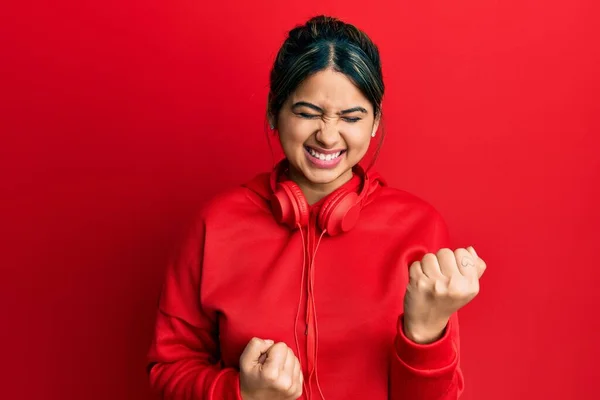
[2,1,598,398]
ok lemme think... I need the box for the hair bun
[269,14,385,133]
[306,15,344,37]
[292,15,378,66]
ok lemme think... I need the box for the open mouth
[304,146,346,161]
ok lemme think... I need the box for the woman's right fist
[239,337,303,400]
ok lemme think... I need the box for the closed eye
[297,113,361,123]
[297,112,320,119]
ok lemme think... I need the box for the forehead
[288,69,370,111]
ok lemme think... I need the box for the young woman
[147,15,487,400]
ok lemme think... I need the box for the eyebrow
[292,101,368,115]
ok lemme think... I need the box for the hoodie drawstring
[294,223,327,400]
[295,223,310,399]
[311,230,327,400]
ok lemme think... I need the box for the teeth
[308,148,342,161]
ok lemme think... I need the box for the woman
[147,15,487,400]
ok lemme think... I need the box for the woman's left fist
[403,246,487,344]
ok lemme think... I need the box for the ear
[267,94,276,130]
[371,113,381,137]
[266,105,276,130]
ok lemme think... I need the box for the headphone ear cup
[286,183,309,227]
[272,181,309,229]
[318,190,360,236]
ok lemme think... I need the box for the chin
[303,164,351,185]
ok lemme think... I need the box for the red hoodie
[147,161,464,399]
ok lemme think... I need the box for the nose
[315,118,341,148]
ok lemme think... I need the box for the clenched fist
[239,338,303,400]
[404,246,487,344]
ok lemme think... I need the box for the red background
[1,1,599,398]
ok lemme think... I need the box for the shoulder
[368,186,446,223]
[195,185,269,225]
[188,172,273,233]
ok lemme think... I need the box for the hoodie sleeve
[390,210,465,399]
[146,213,243,400]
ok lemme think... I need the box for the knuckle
[262,367,279,383]
[437,247,453,257]
[448,280,465,298]
[269,342,285,356]
[409,262,421,279]
[422,253,437,263]
[274,341,287,350]
[457,252,474,266]
[433,280,448,296]
[275,374,292,391]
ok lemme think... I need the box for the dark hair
[268,15,386,169]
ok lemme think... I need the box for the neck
[288,166,353,205]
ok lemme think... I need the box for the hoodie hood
[242,160,387,216]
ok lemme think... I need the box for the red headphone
[269,160,370,236]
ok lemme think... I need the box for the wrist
[403,317,449,344]
[240,390,253,400]
[239,382,253,400]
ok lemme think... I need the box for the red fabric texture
[147,167,463,399]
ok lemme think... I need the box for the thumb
[467,246,478,259]
[467,246,486,279]
[244,337,275,362]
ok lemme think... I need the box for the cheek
[278,132,303,158]
[344,126,372,151]
[278,122,312,149]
